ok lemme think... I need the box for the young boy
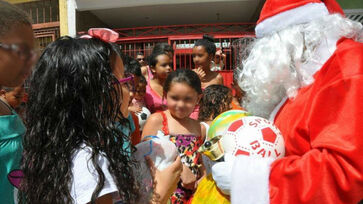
[129,75,150,133]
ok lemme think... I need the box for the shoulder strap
[159,111,169,135]
[200,122,209,129]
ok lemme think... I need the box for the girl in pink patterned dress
[142,69,205,203]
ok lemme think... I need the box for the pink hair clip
[80,28,119,43]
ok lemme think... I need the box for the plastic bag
[132,132,178,203]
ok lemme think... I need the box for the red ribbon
[80,28,119,43]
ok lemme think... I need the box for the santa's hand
[211,153,235,195]
[231,156,275,204]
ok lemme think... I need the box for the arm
[141,113,163,140]
[93,193,113,204]
[221,53,226,69]
[200,123,206,142]
[216,73,224,85]
[141,66,148,79]
[147,156,182,204]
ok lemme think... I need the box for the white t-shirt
[70,144,118,204]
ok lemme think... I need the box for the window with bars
[34,27,60,51]
[118,40,168,59]
[17,0,59,24]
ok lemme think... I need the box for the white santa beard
[239,14,362,119]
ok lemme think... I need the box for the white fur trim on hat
[255,3,329,38]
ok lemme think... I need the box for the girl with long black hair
[21,34,181,204]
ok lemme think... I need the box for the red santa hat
[255,0,345,38]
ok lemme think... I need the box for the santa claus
[211,0,363,203]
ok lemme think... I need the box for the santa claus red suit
[211,0,363,203]
[267,37,363,204]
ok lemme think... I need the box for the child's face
[166,82,200,119]
[111,54,130,117]
[4,86,25,109]
[134,82,146,101]
[151,54,172,80]
[136,54,146,66]
[128,75,140,102]
[192,46,213,70]
[0,25,35,87]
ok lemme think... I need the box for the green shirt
[0,108,26,204]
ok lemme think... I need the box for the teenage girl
[190,35,224,119]
[142,43,174,81]
[0,2,35,203]
[20,35,181,204]
[192,35,224,89]
[144,50,173,113]
[142,69,204,203]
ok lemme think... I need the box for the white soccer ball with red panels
[221,116,285,159]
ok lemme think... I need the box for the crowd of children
[0,1,244,204]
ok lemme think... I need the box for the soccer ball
[136,107,151,130]
[207,110,250,140]
[220,116,285,159]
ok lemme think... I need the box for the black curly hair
[125,59,142,77]
[198,84,232,121]
[194,34,216,57]
[20,36,139,204]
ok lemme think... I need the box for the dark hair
[164,69,202,95]
[148,51,169,67]
[0,0,31,37]
[136,51,144,56]
[198,85,232,121]
[152,43,174,55]
[139,75,147,85]
[125,59,142,77]
[21,37,139,204]
[110,43,134,67]
[194,34,216,56]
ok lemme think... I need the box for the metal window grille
[17,0,59,24]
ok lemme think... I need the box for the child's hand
[180,165,197,190]
[128,105,142,113]
[146,156,182,204]
[193,67,206,80]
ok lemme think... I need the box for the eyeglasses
[115,74,135,92]
[136,58,145,61]
[0,42,37,62]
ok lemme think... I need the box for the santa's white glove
[231,156,275,204]
[211,153,235,195]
